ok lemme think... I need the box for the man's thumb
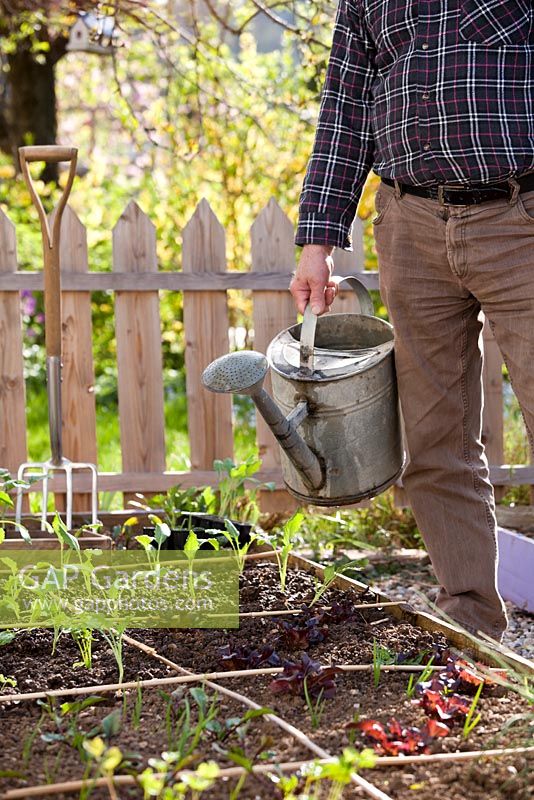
[310,285,325,315]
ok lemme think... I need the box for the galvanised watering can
[202,276,405,506]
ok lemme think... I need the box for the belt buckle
[437,184,469,206]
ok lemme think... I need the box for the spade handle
[19,146,78,359]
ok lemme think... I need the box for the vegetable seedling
[463,681,484,739]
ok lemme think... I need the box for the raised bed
[0,552,532,799]
[497,526,534,613]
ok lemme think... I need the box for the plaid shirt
[295,0,534,250]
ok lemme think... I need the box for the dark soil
[0,560,532,799]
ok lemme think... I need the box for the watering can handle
[300,275,374,374]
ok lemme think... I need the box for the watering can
[202,276,405,506]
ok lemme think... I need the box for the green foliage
[266,510,304,593]
[0,468,32,543]
[463,682,484,739]
[372,640,396,688]
[297,492,423,559]
[406,658,435,699]
[310,560,367,606]
[100,625,126,684]
[214,519,256,575]
[0,673,16,691]
[71,628,94,670]
[303,677,326,731]
[214,456,275,524]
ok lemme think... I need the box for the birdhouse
[67,11,119,55]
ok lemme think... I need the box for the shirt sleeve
[295,0,377,251]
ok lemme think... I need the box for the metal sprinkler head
[202,351,269,395]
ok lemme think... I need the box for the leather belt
[381,172,534,205]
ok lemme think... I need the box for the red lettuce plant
[416,679,472,721]
[218,644,281,671]
[269,654,340,699]
[350,717,450,756]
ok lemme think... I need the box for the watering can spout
[202,351,324,490]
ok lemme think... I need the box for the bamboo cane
[0,663,509,705]
[3,747,533,799]
[209,601,402,618]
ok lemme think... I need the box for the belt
[381,173,534,205]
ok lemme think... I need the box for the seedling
[219,643,281,670]
[313,747,377,789]
[268,511,304,592]
[352,717,450,755]
[372,639,396,687]
[310,560,366,606]
[100,625,126,683]
[303,677,326,730]
[71,628,94,670]
[183,529,220,597]
[406,657,435,698]
[216,519,256,574]
[148,484,217,529]
[135,514,171,564]
[463,681,483,739]
[0,469,36,544]
[159,686,219,756]
[131,682,143,730]
[0,674,16,691]
[82,737,124,790]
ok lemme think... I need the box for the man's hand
[290,244,339,315]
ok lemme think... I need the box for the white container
[497,526,534,612]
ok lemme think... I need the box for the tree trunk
[3,32,66,183]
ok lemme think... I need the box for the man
[291,0,534,640]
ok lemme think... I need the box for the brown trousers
[373,179,534,639]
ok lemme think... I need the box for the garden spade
[15,146,98,531]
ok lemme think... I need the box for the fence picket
[0,209,27,478]
[113,201,166,504]
[251,198,296,470]
[52,205,98,511]
[182,199,233,470]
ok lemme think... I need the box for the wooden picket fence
[0,197,531,513]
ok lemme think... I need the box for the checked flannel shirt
[295,0,534,251]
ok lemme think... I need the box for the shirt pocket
[459,0,531,46]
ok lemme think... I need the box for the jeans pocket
[459,0,531,46]
[372,185,395,226]
[516,189,534,223]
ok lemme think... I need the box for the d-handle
[299,275,374,375]
[19,146,78,250]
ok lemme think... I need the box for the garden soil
[0,561,532,799]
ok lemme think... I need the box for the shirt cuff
[294,213,354,251]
